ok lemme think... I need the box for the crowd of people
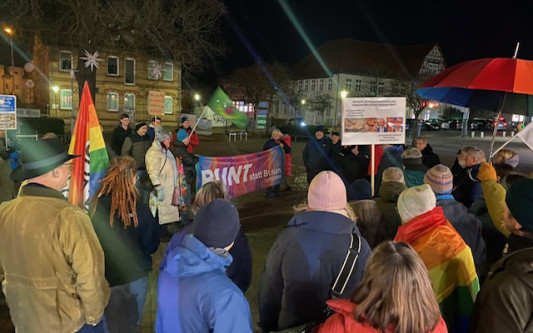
[0,115,532,333]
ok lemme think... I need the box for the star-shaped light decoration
[150,63,163,80]
[80,50,103,71]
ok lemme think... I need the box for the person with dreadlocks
[90,156,160,333]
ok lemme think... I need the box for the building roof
[291,39,440,80]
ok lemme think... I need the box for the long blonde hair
[352,241,441,333]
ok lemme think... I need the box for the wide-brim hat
[11,138,80,181]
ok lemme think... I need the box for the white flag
[517,122,533,151]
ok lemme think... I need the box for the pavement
[1,127,532,333]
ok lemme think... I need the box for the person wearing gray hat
[0,138,109,333]
[471,177,533,333]
[156,199,252,332]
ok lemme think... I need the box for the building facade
[272,39,446,126]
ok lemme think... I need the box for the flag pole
[188,106,207,138]
[490,135,517,159]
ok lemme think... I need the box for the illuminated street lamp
[340,90,348,99]
[300,99,306,119]
[3,26,14,95]
[52,85,59,117]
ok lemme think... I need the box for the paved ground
[1,127,532,333]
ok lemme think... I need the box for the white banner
[342,97,406,145]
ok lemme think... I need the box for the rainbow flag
[394,207,479,333]
[68,81,109,209]
[207,87,250,129]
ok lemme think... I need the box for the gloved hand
[477,161,497,182]
[156,186,165,201]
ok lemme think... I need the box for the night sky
[2,0,533,79]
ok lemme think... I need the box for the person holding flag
[206,87,250,129]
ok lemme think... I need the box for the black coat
[110,125,132,156]
[259,210,371,331]
[452,164,482,208]
[329,141,344,171]
[263,138,291,154]
[171,141,199,184]
[302,137,332,183]
[421,143,441,168]
[341,149,369,185]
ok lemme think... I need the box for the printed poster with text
[342,97,406,145]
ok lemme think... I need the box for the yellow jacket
[0,184,109,333]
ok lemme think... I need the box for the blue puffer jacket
[156,235,252,333]
[258,210,371,332]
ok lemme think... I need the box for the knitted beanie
[155,131,170,142]
[177,129,188,141]
[505,178,533,231]
[347,179,372,201]
[135,122,147,131]
[424,164,453,194]
[397,184,436,223]
[308,171,347,210]
[193,199,241,248]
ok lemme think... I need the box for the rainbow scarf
[394,207,479,333]
[68,82,109,209]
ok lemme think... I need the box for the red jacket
[170,128,199,153]
[318,299,447,333]
[283,135,292,177]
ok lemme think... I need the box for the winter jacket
[156,234,253,333]
[263,138,291,154]
[170,140,199,185]
[259,210,371,331]
[373,181,407,239]
[436,195,486,275]
[164,225,253,293]
[121,132,152,170]
[471,244,533,333]
[452,164,482,208]
[303,137,332,183]
[318,298,448,333]
[145,140,180,224]
[375,145,403,196]
[394,207,479,333]
[421,143,441,168]
[479,179,510,237]
[0,184,109,333]
[404,164,428,188]
[91,194,160,287]
[111,124,132,156]
[329,140,344,172]
[170,127,200,153]
[341,149,369,185]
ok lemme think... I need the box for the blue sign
[0,95,17,129]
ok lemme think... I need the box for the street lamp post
[300,99,306,122]
[52,85,59,118]
[3,27,14,95]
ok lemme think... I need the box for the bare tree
[0,0,228,100]
[390,80,428,120]
[308,93,333,124]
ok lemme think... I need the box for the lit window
[164,96,173,114]
[124,93,135,111]
[163,62,173,81]
[107,56,119,76]
[59,51,72,71]
[107,92,119,111]
[60,89,72,110]
[125,58,135,85]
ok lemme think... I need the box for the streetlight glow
[340,90,348,98]
[3,27,13,36]
[301,99,306,105]
[194,93,200,101]
[52,85,59,93]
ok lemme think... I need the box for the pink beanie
[308,171,347,210]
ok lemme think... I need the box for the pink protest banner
[195,146,285,199]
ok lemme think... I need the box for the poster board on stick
[341,97,406,145]
[148,91,165,116]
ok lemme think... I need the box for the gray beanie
[155,130,171,142]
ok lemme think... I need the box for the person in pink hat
[259,171,371,332]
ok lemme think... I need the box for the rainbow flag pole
[68,81,109,210]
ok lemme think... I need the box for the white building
[272,39,446,126]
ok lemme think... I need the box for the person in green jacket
[401,147,428,188]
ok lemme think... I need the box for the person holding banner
[303,126,332,184]
[263,129,291,198]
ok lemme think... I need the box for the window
[310,79,316,91]
[148,60,159,80]
[59,51,72,71]
[370,80,377,93]
[298,80,302,91]
[164,96,173,114]
[107,56,119,76]
[327,78,332,91]
[318,79,324,91]
[107,92,119,111]
[125,58,135,85]
[378,82,385,94]
[124,93,135,111]
[163,62,173,81]
[303,80,308,91]
[346,78,352,91]
[355,79,362,92]
[60,89,72,110]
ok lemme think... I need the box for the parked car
[496,116,510,131]
[424,119,441,130]
[448,119,463,130]
[439,120,450,130]
[469,118,494,131]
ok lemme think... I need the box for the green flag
[207,87,250,129]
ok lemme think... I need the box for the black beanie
[193,199,241,248]
[135,122,147,131]
[506,178,533,231]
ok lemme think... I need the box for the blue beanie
[347,179,372,201]
[193,199,241,248]
[177,129,188,141]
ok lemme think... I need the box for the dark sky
[218,0,533,74]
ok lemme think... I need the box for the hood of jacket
[422,143,435,155]
[378,181,407,203]
[163,234,232,278]
[394,206,448,244]
[287,210,358,235]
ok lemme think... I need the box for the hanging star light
[80,50,103,71]
[150,63,163,80]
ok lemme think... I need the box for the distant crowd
[0,115,532,333]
